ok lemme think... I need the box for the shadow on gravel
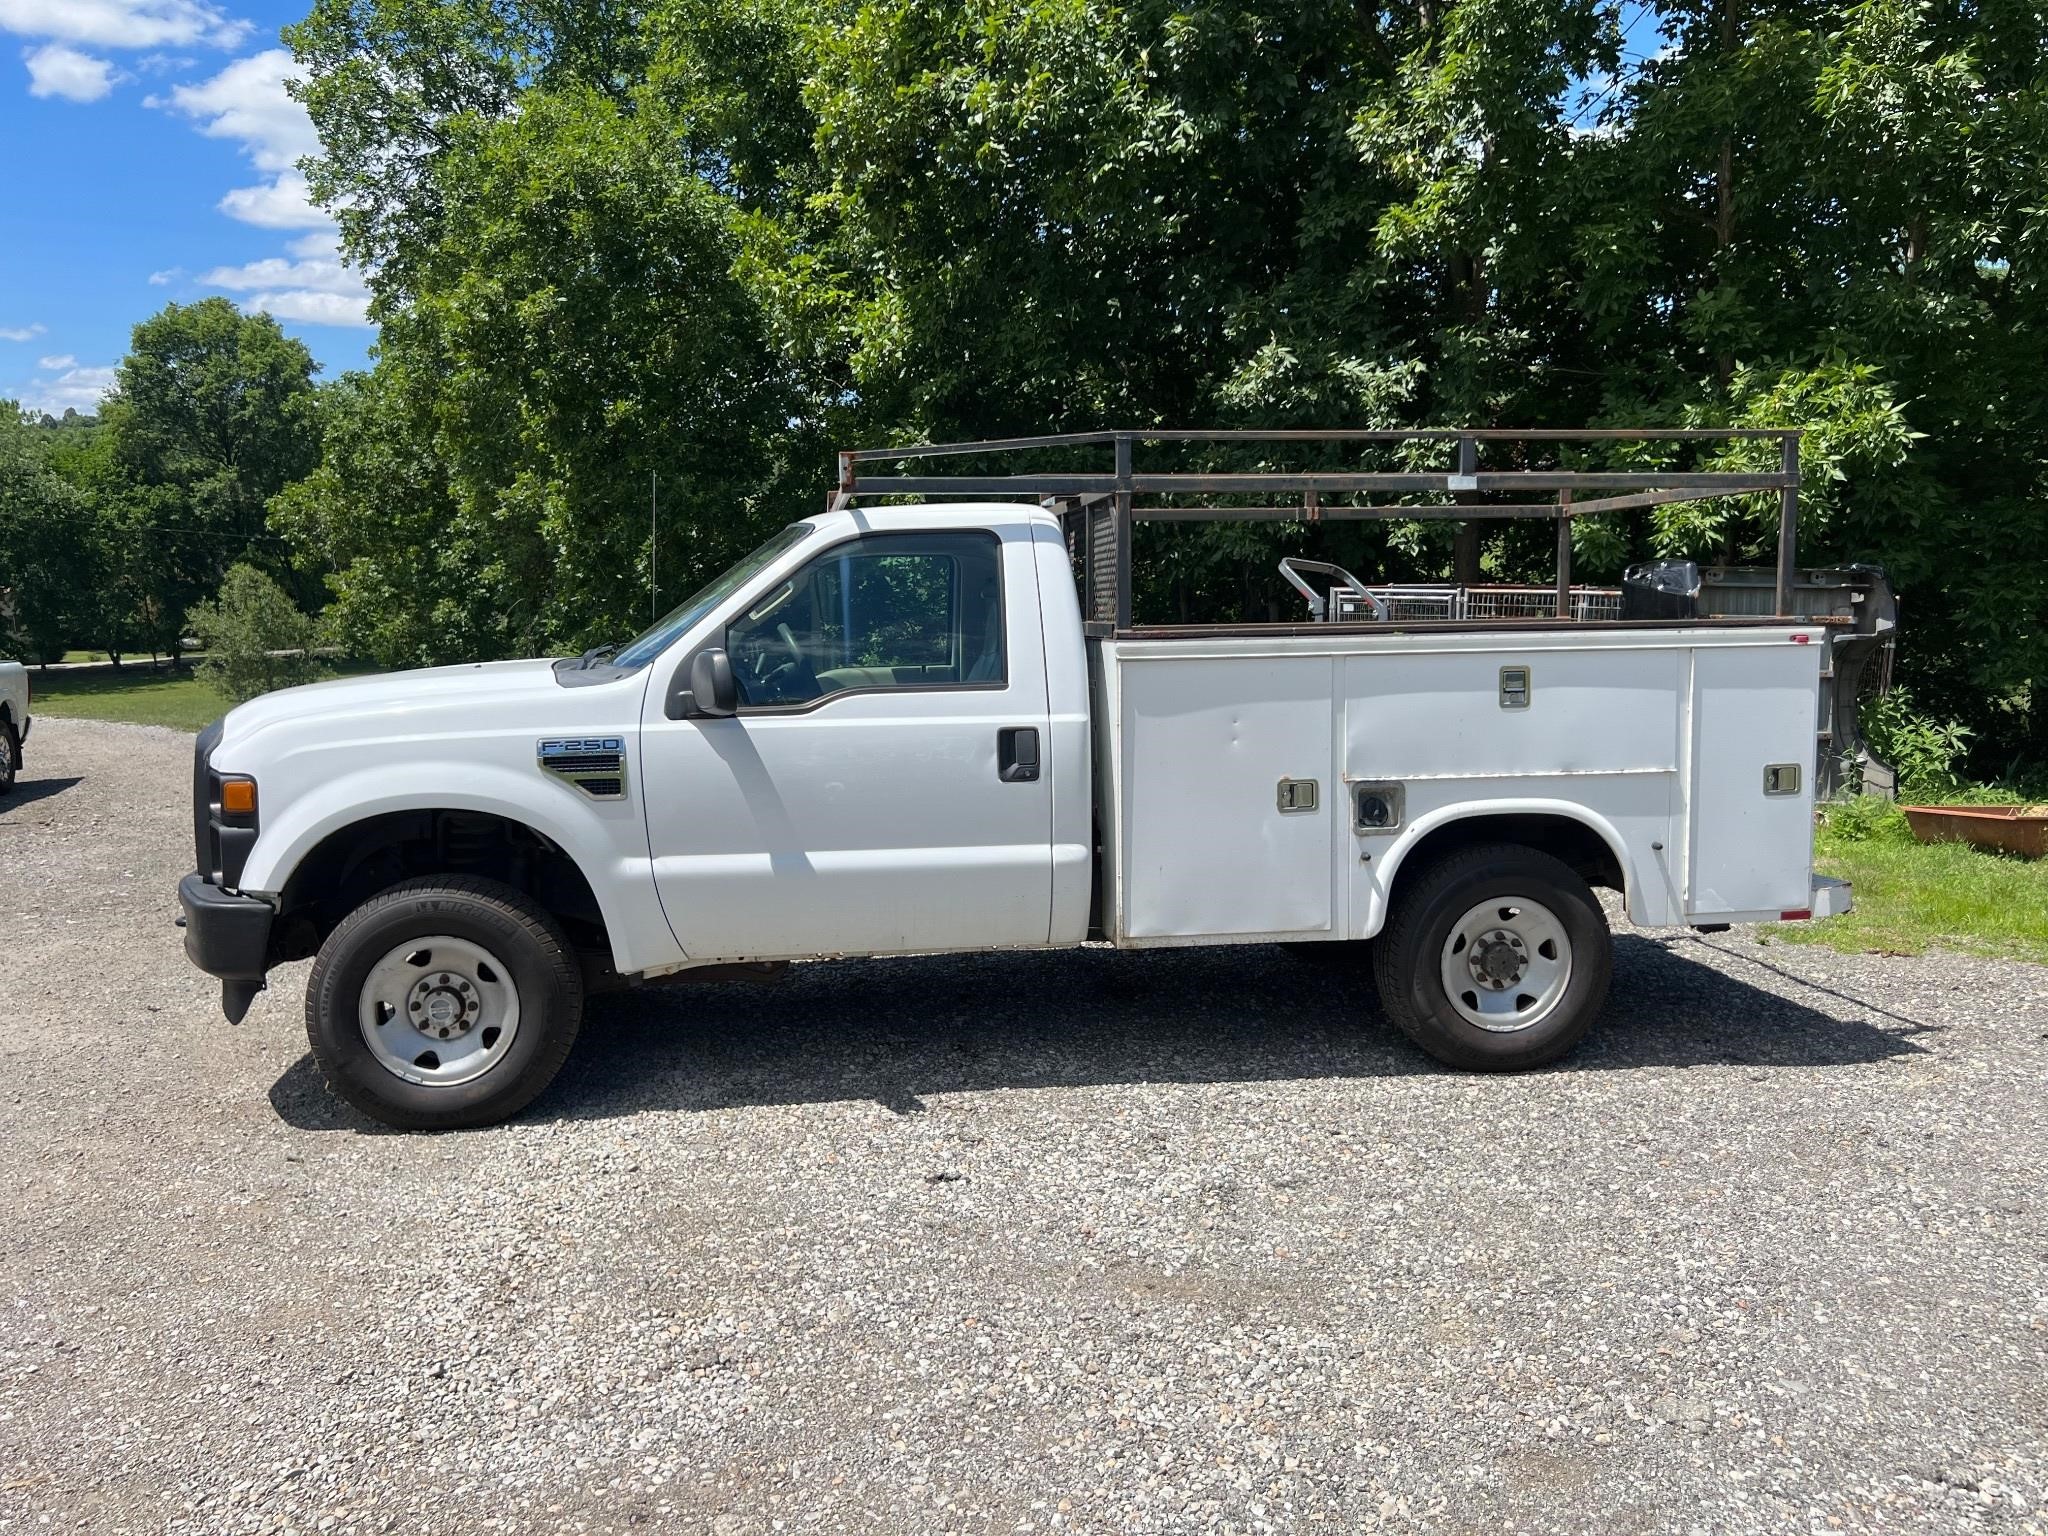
[269,932,1942,1133]
[0,775,83,812]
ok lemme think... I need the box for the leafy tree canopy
[281,0,2048,759]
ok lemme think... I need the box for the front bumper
[1811,874,1854,919]
[179,873,273,1021]
[179,873,272,978]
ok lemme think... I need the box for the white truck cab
[180,429,1852,1129]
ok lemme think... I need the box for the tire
[305,875,584,1130]
[0,721,17,794]
[1372,843,1612,1071]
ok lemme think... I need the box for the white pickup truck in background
[0,659,28,795]
[179,428,1851,1129]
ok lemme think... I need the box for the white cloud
[154,49,330,230]
[36,353,75,369]
[217,169,327,229]
[147,266,182,285]
[24,42,118,100]
[241,290,369,327]
[202,253,359,296]
[201,236,371,327]
[18,361,117,416]
[0,323,45,342]
[0,0,249,51]
[151,50,380,337]
[156,49,317,172]
[285,229,338,259]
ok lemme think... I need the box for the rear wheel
[306,876,583,1130]
[1372,843,1612,1070]
[0,721,17,794]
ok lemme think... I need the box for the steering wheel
[752,621,819,702]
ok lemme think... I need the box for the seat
[965,579,1003,683]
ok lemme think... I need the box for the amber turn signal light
[220,778,258,818]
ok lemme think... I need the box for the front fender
[236,761,680,977]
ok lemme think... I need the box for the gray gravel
[2,715,2046,1535]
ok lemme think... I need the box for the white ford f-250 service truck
[180,428,1851,1129]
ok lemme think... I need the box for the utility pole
[650,470,658,622]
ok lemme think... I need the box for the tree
[269,370,470,668]
[35,414,162,664]
[184,564,324,704]
[0,404,97,663]
[278,61,806,664]
[281,0,2048,764]
[807,0,1625,600]
[101,298,323,655]
[1583,0,2048,754]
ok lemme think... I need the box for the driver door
[638,528,1056,960]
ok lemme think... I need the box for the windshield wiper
[576,643,620,669]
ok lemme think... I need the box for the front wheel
[0,721,17,794]
[305,876,584,1130]
[1372,843,1612,1071]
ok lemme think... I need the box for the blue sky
[0,0,373,417]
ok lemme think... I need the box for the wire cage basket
[1333,586,1625,623]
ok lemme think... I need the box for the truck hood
[218,658,573,746]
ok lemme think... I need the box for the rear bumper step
[1810,875,1854,919]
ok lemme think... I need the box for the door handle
[997,727,1040,783]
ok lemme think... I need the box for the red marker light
[1791,633,1812,644]
[1779,908,1812,921]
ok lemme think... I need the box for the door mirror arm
[666,646,738,720]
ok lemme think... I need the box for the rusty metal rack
[831,427,1803,629]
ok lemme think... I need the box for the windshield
[611,523,812,670]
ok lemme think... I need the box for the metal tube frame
[831,427,1803,627]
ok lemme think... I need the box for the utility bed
[1089,621,1827,949]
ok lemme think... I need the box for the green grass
[29,663,379,732]
[1771,799,2048,965]
[29,666,231,730]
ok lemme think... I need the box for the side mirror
[667,647,738,720]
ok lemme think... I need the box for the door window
[726,532,1006,708]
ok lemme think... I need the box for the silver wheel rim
[358,935,521,1087]
[1438,895,1573,1033]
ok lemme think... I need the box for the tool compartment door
[1685,641,1820,917]
[1114,653,1336,940]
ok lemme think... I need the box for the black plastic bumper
[179,872,272,978]
[179,873,273,1022]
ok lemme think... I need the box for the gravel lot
[2,716,2045,1536]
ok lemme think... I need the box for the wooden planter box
[1901,805,2048,859]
